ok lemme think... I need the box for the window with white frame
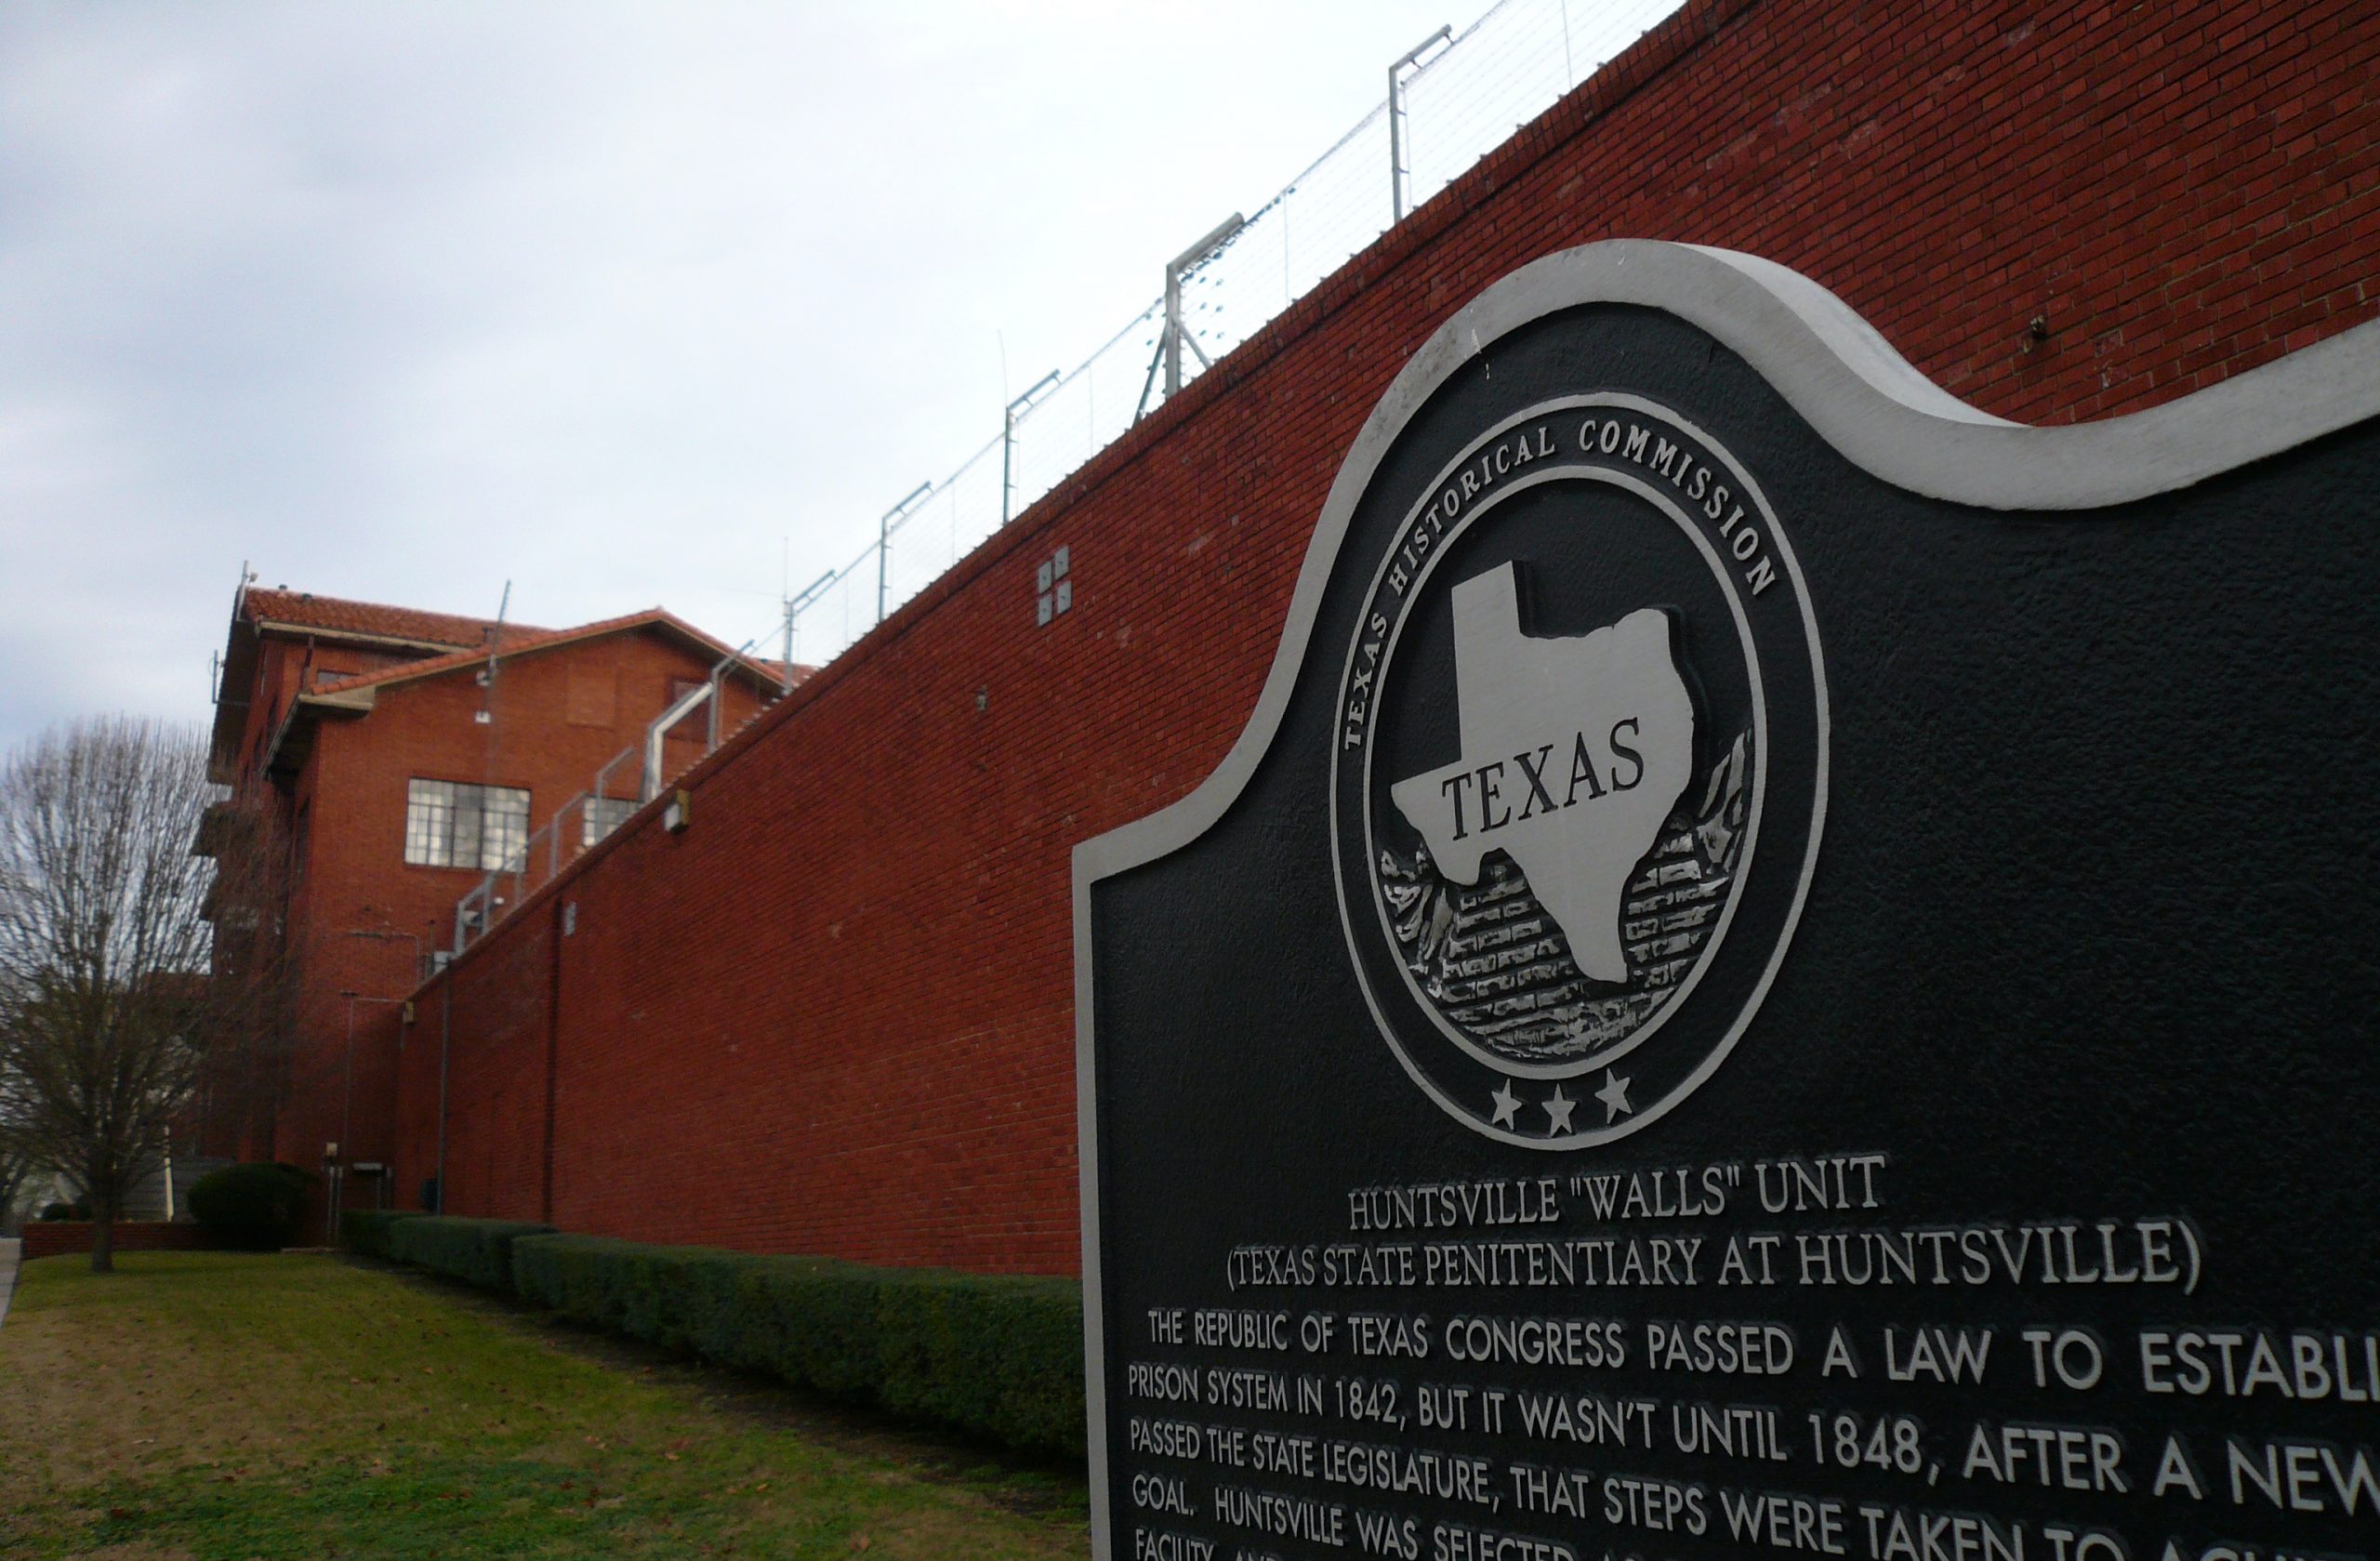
[582,795,637,847]
[403,779,530,870]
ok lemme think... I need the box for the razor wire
[787,0,1686,669]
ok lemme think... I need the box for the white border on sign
[1070,240,2380,1559]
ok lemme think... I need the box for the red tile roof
[308,606,800,697]
[242,587,548,649]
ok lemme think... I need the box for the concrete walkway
[0,1237,20,1330]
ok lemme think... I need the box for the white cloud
[0,0,1472,746]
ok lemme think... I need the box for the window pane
[404,779,455,867]
[583,795,635,847]
[405,778,531,870]
[452,787,483,869]
[479,785,530,870]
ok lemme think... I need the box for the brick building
[203,0,2375,1272]
[197,583,789,1218]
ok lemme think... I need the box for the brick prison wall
[249,626,771,1194]
[388,0,2380,1273]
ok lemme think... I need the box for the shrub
[388,1215,553,1290]
[338,1209,423,1258]
[38,1200,91,1222]
[393,1223,1085,1458]
[874,1270,1086,1460]
[510,1233,652,1335]
[187,1163,313,1250]
[509,1233,1085,1459]
[514,1237,833,1365]
[734,1258,892,1403]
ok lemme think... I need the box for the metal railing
[449,754,635,955]
[780,0,1686,667]
[448,643,781,956]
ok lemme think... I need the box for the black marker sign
[1075,242,2380,1561]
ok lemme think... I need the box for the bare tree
[0,718,290,1272]
[187,774,305,1168]
[0,1097,34,1233]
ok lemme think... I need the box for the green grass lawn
[0,1251,1088,1560]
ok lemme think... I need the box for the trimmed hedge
[338,1209,423,1258]
[371,1219,1085,1459]
[721,1253,894,1406]
[872,1266,1087,1460]
[509,1233,1085,1459]
[388,1215,554,1290]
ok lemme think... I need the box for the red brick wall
[429,905,558,1222]
[244,628,771,1184]
[20,1223,214,1262]
[394,0,2380,1273]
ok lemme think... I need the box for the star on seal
[1595,1069,1633,1122]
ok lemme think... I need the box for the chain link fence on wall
[787,0,1686,668]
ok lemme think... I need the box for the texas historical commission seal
[1330,394,1828,1147]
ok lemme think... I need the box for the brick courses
[272,632,775,1185]
[202,593,779,1202]
[389,0,2380,1275]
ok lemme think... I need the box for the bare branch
[0,717,293,1270]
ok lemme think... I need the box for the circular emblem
[1330,394,1826,1147]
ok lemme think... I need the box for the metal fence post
[1390,26,1453,221]
[876,484,932,626]
[1138,215,1246,422]
[1003,371,1061,525]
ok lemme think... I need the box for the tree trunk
[89,1187,115,1275]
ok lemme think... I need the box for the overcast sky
[0,0,1496,751]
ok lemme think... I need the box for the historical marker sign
[1075,242,2380,1561]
